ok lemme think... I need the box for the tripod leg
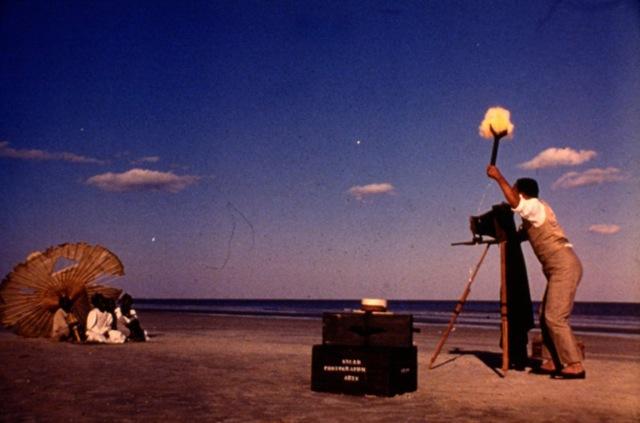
[429,244,491,369]
[500,241,509,373]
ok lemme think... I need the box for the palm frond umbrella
[0,242,124,337]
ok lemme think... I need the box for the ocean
[134,299,640,336]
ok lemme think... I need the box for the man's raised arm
[486,165,520,208]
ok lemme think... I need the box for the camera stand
[428,241,511,374]
[429,203,534,375]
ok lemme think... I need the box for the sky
[1,0,638,302]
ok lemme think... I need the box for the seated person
[116,293,148,342]
[85,294,126,344]
[51,296,81,342]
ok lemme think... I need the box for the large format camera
[454,203,515,246]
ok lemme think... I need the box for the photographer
[487,165,585,379]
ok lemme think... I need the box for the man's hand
[487,164,502,181]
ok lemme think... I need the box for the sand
[1,312,638,422]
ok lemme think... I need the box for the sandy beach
[1,311,638,422]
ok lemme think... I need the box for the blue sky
[1,0,638,301]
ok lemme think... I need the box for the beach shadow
[449,347,506,377]
[428,355,461,370]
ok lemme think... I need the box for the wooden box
[311,344,417,397]
[322,312,414,347]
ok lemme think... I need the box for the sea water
[134,299,640,336]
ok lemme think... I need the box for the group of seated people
[51,292,148,343]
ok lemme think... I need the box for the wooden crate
[311,344,417,397]
[322,312,414,347]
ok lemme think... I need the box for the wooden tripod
[428,241,510,375]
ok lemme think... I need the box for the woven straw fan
[0,243,124,337]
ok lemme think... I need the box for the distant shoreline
[133,298,640,306]
[132,301,640,337]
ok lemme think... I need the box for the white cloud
[552,167,628,189]
[86,168,199,193]
[0,141,106,164]
[131,155,160,164]
[589,224,620,235]
[519,147,596,170]
[347,182,395,200]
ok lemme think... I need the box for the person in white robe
[85,294,125,344]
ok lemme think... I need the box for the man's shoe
[552,371,586,380]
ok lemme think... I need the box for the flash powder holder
[489,124,509,166]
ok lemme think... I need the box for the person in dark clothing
[116,294,148,342]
